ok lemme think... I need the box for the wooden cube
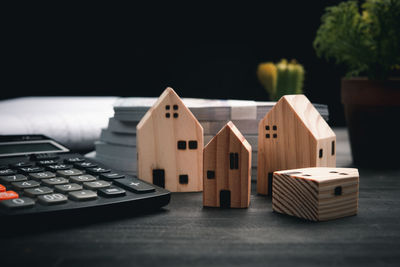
[272,167,359,221]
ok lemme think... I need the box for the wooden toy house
[257,95,336,195]
[203,121,251,208]
[272,167,359,221]
[137,87,203,192]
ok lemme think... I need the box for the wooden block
[257,95,336,195]
[203,121,252,208]
[136,87,203,192]
[272,167,359,221]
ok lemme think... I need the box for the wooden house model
[203,121,251,208]
[272,167,359,221]
[257,95,336,195]
[137,87,203,192]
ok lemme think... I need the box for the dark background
[3,1,346,125]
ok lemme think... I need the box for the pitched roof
[278,95,335,140]
[205,121,251,151]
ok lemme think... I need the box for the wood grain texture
[203,121,251,208]
[272,167,359,221]
[257,95,336,195]
[137,87,203,192]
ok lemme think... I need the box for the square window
[207,170,215,179]
[173,113,179,118]
[273,125,277,130]
[165,113,170,118]
[266,134,270,138]
[179,174,188,184]
[165,105,170,110]
[229,153,239,169]
[273,133,277,138]
[334,186,342,196]
[177,141,186,150]
[173,104,178,110]
[188,140,198,149]
[265,125,270,130]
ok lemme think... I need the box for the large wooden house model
[257,95,336,195]
[203,121,251,208]
[137,87,204,192]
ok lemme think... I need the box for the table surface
[1,128,400,267]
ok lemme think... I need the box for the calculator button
[86,167,111,175]
[12,180,40,190]
[68,190,97,201]
[0,197,35,209]
[56,168,83,177]
[10,162,33,168]
[69,174,96,184]
[0,190,19,200]
[29,171,56,180]
[24,186,54,197]
[83,180,111,190]
[74,162,98,169]
[0,169,17,176]
[0,184,5,192]
[46,164,70,171]
[20,167,45,174]
[31,153,59,161]
[114,178,155,194]
[36,159,59,166]
[100,172,125,181]
[98,186,126,197]
[64,157,85,164]
[41,177,69,186]
[37,193,67,205]
[54,183,82,193]
[0,174,28,184]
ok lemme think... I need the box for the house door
[153,169,165,188]
[220,190,231,208]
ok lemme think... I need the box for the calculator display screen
[0,142,63,156]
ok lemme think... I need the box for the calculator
[0,135,170,216]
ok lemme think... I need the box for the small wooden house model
[137,87,203,192]
[272,167,359,221]
[257,95,336,195]
[203,121,251,208]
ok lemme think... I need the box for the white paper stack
[95,97,329,178]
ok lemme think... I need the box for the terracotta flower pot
[341,78,400,168]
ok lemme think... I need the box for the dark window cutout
[173,113,179,118]
[153,169,165,188]
[179,174,189,184]
[207,170,215,179]
[332,141,335,155]
[268,172,273,195]
[177,141,186,150]
[229,153,239,169]
[165,105,170,110]
[220,190,231,208]
[273,125,277,130]
[165,113,170,118]
[273,134,277,138]
[265,125,270,130]
[330,171,338,173]
[266,134,270,138]
[303,174,311,177]
[339,173,348,175]
[173,104,178,110]
[334,186,342,196]
[189,140,198,149]
[319,149,323,158]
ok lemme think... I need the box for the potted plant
[314,0,400,168]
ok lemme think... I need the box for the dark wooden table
[1,128,400,267]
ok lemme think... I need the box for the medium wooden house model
[203,121,251,208]
[137,87,203,192]
[257,95,336,195]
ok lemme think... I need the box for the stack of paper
[95,97,329,178]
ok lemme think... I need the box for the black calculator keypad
[24,186,54,197]
[98,186,126,197]
[54,183,83,193]
[0,169,17,176]
[46,164,70,171]
[12,180,41,190]
[114,178,155,194]
[37,193,68,205]
[100,173,125,181]
[10,162,33,168]
[0,197,35,209]
[29,171,56,180]
[64,157,85,164]
[73,162,98,169]
[56,169,84,177]
[36,159,59,166]
[41,177,69,186]
[83,180,111,190]
[19,167,45,174]
[0,174,28,184]
[69,174,97,184]
[86,167,111,175]
[68,190,98,201]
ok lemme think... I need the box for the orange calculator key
[0,190,19,200]
[0,184,6,192]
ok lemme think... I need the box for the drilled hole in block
[177,141,186,150]
[265,125,270,130]
[165,113,170,118]
[273,134,277,138]
[334,186,342,196]
[173,104,178,110]
[179,175,188,184]
[207,170,215,179]
[339,173,348,175]
[303,174,311,176]
[330,171,338,173]
[266,134,270,138]
[165,105,170,110]
[173,113,178,118]
[188,140,198,149]
[273,125,277,130]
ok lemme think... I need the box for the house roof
[137,87,200,129]
[274,95,335,140]
[205,121,251,151]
